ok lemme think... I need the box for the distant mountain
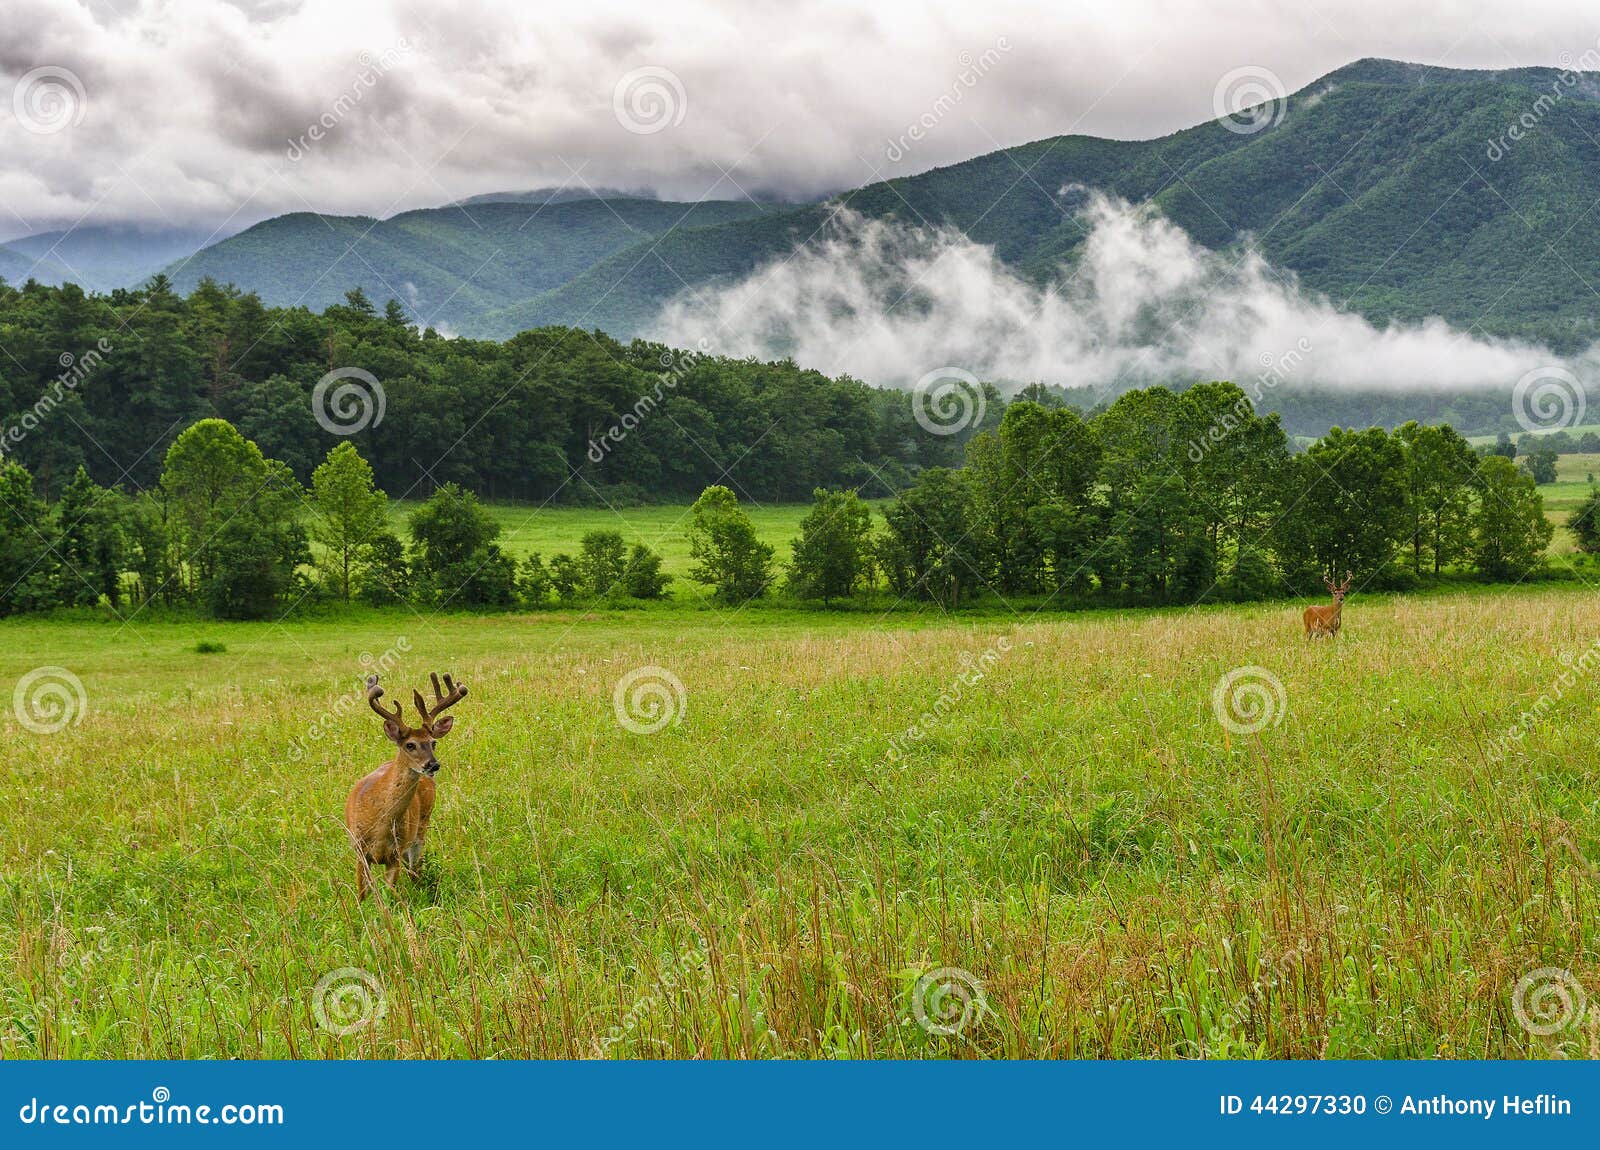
[456,186,658,206]
[477,58,1600,350]
[0,224,228,292]
[164,198,792,329]
[54,57,1599,353]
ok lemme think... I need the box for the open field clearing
[385,498,864,581]
[1544,454,1600,553]
[3,583,1598,1058]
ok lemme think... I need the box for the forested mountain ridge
[489,58,1600,348]
[161,198,792,330]
[10,59,1599,354]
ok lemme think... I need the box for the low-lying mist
[652,194,1594,399]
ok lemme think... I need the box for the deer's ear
[383,719,403,743]
[431,714,454,737]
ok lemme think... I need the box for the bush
[686,486,773,604]
[622,543,671,599]
[1568,489,1600,554]
[787,488,874,604]
[549,554,582,603]
[205,519,309,620]
[408,484,516,607]
[578,531,630,598]
[519,553,553,607]
[1520,445,1559,484]
[1473,456,1553,579]
[355,531,410,606]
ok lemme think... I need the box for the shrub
[686,486,773,604]
[549,554,582,602]
[787,488,874,605]
[578,531,630,598]
[356,532,410,606]
[519,553,553,607]
[622,543,671,599]
[1568,488,1600,554]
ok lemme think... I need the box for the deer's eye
[405,742,417,751]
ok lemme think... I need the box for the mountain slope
[166,198,791,329]
[0,224,228,292]
[473,59,1600,350]
[28,58,1595,352]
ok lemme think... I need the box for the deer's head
[366,672,468,777]
[1324,570,1354,604]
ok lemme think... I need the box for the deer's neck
[374,760,424,825]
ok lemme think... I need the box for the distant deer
[345,671,467,900]
[1302,571,1353,638]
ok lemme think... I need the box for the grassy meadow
[4,581,1599,1058]
[384,497,862,585]
[1542,453,1599,554]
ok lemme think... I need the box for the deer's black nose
[424,760,440,775]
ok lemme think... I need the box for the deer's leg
[403,839,425,878]
[356,857,373,901]
[384,860,401,889]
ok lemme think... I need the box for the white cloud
[653,194,1590,393]
[0,0,1595,233]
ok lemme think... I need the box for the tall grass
[2,586,1596,1057]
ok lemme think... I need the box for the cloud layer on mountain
[654,195,1589,394]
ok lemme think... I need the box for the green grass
[386,499,880,582]
[1532,453,1597,555]
[3,583,1599,1058]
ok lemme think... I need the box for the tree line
[0,380,1563,620]
[771,385,1558,609]
[0,277,973,505]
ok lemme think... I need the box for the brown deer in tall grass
[1302,571,1352,638]
[344,671,467,900]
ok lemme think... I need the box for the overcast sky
[1,0,1596,238]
